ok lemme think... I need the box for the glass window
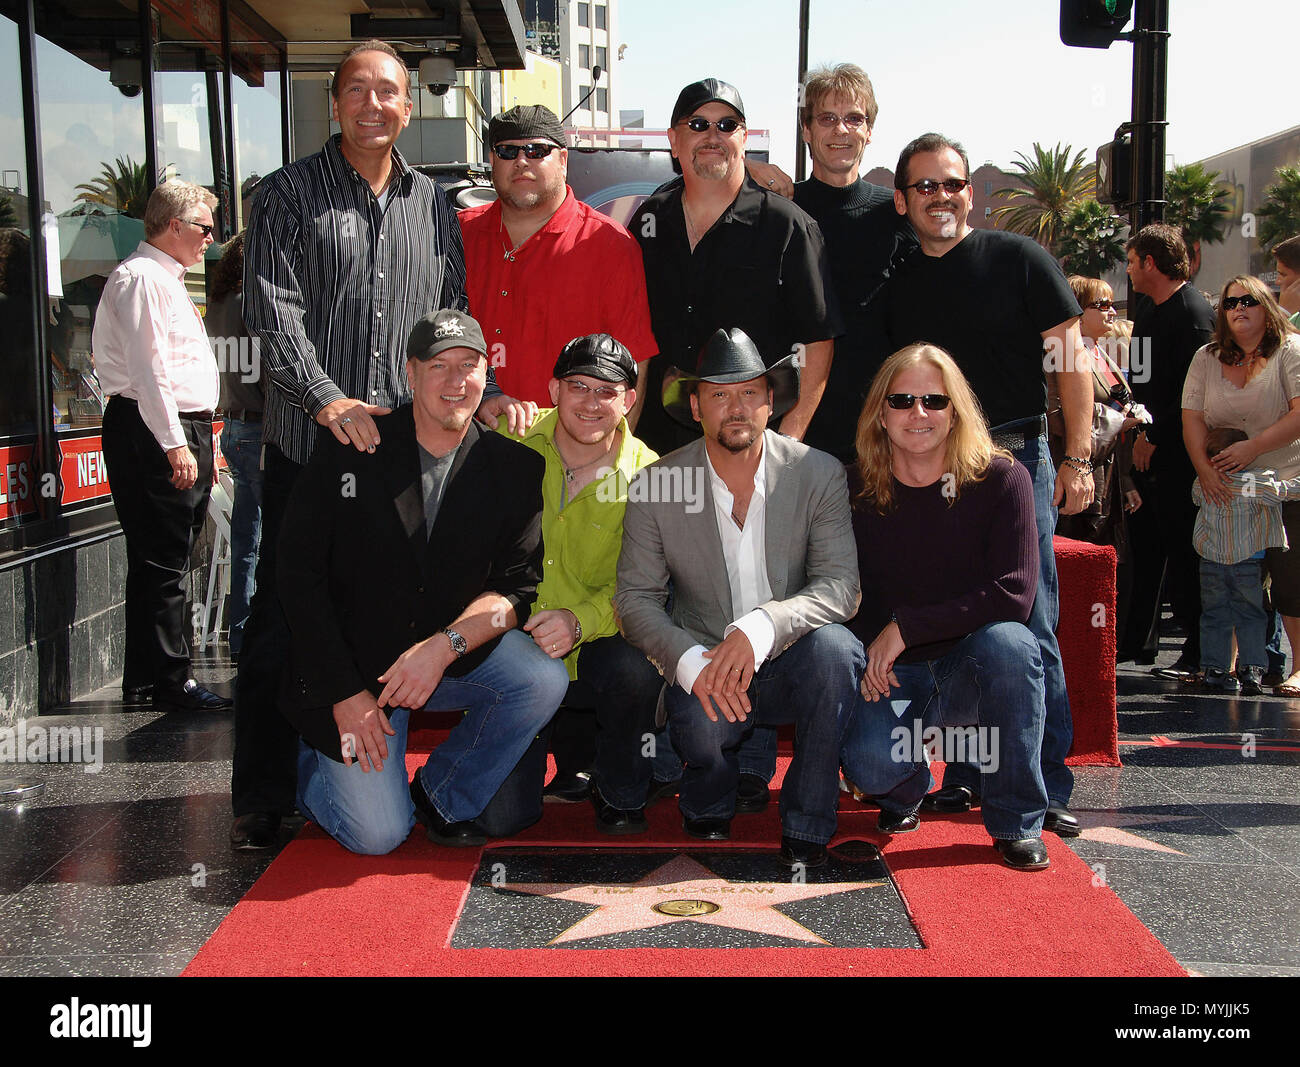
[596,45,607,69]
[595,4,606,30]
[579,43,589,70]
[596,87,608,115]
[0,7,41,512]
[578,3,589,28]
[151,0,221,220]
[229,1,286,234]
[35,0,147,437]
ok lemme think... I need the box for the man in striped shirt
[230,40,470,850]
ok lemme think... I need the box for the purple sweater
[849,456,1039,663]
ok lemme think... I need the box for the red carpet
[186,726,1180,977]
[1056,536,1121,768]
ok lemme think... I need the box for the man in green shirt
[501,334,668,834]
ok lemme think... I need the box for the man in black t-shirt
[885,132,1094,836]
[792,63,916,461]
[1123,224,1216,675]
[634,78,841,455]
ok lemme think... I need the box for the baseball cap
[406,309,487,362]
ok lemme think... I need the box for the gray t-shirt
[418,442,459,537]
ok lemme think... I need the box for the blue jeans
[1200,558,1267,671]
[841,622,1049,840]
[944,431,1073,805]
[664,624,864,844]
[220,418,263,656]
[296,629,569,854]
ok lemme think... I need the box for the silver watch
[442,628,468,657]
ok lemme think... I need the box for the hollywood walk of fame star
[498,853,886,946]
[1071,810,1203,854]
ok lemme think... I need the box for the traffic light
[1060,0,1134,48]
[1096,135,1131,206]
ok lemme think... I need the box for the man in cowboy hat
[633,78,841,455]
[614,327,864,867]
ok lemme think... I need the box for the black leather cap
[662,327,799,428]
[553,333,637,386]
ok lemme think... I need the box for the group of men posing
[101,39,1119,873]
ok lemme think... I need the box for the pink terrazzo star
[499,853,886,946]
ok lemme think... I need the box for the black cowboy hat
[662,327,799,428]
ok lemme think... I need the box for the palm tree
[1164,163,1231,247]
[1258,165,1300,252]
[74,157,149,219]
[1054,199,1127,278]
[0,194,15,229]
[991,142,1095,249]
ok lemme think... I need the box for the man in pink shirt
[94,179,233,713]
[461,104,658,425]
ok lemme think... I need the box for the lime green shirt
[500,408,658,679]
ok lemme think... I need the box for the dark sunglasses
[682,116,743,134]
[178,218,214,238]
[814,111,868,130]
[903,178,971,197]
[886,393,951,411]
[1087,299,1115,311]
[492,142,560,161]
[1222,294,1261,311]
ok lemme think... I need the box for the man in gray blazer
[614,328,864,868]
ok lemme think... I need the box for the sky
[615,0,1300,177]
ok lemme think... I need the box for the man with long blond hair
[842,344,1051,870]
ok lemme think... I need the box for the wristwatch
[441,628,468,658]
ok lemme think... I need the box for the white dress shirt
[92,240,219,451]
[674,440,777,693]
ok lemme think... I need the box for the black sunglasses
[903,178,970,197]
[493,142,560,161]
[1222,294,1261,311]
[682,116,743,134]
[886,393,951,411]
[1087,299,1115,311]
[178,218,214,238]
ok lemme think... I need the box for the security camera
[419,55,456,96]
[110,56,141,98]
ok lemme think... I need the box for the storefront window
[35,0,147,444]
[0,10,40,527]
[229,0,285,234]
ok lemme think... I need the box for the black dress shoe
[1043,804,1081,837]
[592,791,647,836]
[410,773,486,846]
[919,784,979,812]
[230,812,280,851]
[993,837,1050,870]
[542,771,592,803]
[645,777,681,805]
[121,684,154,705]
[683,816,730,841]
[153,680,234,712]
[877,808,920,834]
[779,836,827,868]
[735,773,770,813]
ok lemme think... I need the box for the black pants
[230,443,303,817]
[101,397,213,692]
[1126,462,1201,663]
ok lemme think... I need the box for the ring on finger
[340,417,353,427]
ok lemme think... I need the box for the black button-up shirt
[634,176,841,452]
[243,134,469,465]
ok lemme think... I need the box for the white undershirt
[674,440,777,693]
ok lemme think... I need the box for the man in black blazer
[278,310,569,854]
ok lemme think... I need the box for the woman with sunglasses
[839,343,1052,870]
[1182,275,1300,693]
[1051,277,1150,650]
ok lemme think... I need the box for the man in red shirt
[462,105,658,426]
